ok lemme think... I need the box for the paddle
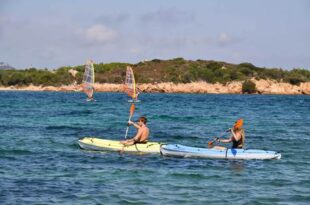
[124,103,135,139]
[208,129,231,148]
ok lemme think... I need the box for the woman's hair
[233,126,242,131]
[138,116,147,124]
[233,118,243,130]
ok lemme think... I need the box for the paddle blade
[208,141,214,148]
[129,103,135,116]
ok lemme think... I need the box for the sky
[0,0,309,69]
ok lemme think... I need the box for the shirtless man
[121,116,149,146]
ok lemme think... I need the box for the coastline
[0,79,309,94]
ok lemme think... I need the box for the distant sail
[124,66,139,100]
[82,60,95,99]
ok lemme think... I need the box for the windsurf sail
[82,60,95,99]
[124,66,140,100]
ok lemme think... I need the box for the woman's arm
[220,129,239,142]
[230,129,238,140]
[231,129,242,141]
[219,137,232,143]
[217,130,233,143]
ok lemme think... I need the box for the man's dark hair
[138,116,147,124]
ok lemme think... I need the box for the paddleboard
[78,137,161,153]
[161,144,281,160]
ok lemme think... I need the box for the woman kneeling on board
[121,116,149,146]
[216,119,245,149]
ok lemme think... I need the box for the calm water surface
[0,92,309,204]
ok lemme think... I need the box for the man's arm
[128,121,141,129]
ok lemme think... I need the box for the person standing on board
[84,84,94,101]
[216,119,245,149]
[121,116,149,145]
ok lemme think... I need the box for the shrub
[242,80,257,94]
[1,59,309,86]
[285,77,304,85]
[239,62,256,69]
[151,59,161,63]
[207,62,222,71]
[283,69,308,85]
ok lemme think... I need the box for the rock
[43,86,58,91]
[252,79,302,94]
[300,82,310,94]
[0,81,309,94]
[68,69,78,77]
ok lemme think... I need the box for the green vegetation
[0,58,309,86]
[242,80,257,94]
[0,68,74,86]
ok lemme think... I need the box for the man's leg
[120,139,135,145]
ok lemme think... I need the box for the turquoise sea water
[0,92,309,204]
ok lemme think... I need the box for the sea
[0,91,309,204]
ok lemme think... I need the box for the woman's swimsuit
[232,129,245,149]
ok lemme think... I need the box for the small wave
[47,110,91,117]
[0,125,37,130]
[169,172,206,179]
[60,110,94,116]
[154,115,196,121]
[45,125,78,130]
[0,149,33,155]
[47,138,78,149]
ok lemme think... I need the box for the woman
[216,119,245,149]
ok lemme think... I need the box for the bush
[239,62,256,69]
[181,72,194,83]
[1,59,309,86]
[240,67,254,77]
[151,59,161,63]
[283,69,308,85]
[242,80,257,94]
[207,62,222,71]
[285,77,304,85]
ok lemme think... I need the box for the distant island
[0,58,310,94]
[0,62,15,70]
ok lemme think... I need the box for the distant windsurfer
[124,66,141,102]
[82,83,94,101]
[82,60,95,101]
[134,87,142,101]
[121,116,149,145]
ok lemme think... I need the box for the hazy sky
[0,0,309,69]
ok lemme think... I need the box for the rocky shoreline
[0,79,309,94]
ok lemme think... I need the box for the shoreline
[0,80,309,95]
